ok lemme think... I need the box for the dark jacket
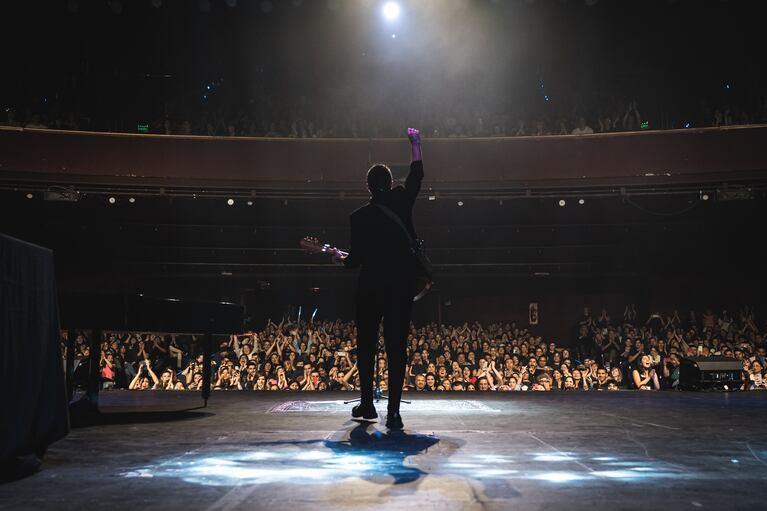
[344,160,424,284]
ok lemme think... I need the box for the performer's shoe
[385,411,404,430]
[351,403,378,422]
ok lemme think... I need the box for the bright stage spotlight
[382,2,400,21]
[227,198,235,206]
[108,197,116,204]
[558,199,566,207]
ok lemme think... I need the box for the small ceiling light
[227,198,235,206]
[247,200,253,206]
[108,197,116,204]
[578,199,585,205]
[457,201,464,207]
[391,33,396,39]
[428,195,436,201]
[558,199,566,207]
[701,193,710,201]
[25,193,33,199]
[128,197,135,203]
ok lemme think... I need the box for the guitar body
[300,237,433,302]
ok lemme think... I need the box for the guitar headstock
[300,236,329,254]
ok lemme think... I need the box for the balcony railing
[1,125,766,195]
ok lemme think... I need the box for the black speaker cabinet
[679,356,744,391]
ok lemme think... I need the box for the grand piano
[59,293,244,409]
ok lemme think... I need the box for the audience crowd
[5,93,767,139]
[62,305,766,393]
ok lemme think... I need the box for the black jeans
[355,275,412,412]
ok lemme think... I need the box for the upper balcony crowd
[4,92,766,139]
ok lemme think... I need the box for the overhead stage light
[227,199,235,206]
[26,193,33,199]
[578,199,585,205]
[558,199,566,207]
[108,197,116,204]
[129,197,135,203]
[382,2,400,21]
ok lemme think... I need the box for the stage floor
[2,391,767,510]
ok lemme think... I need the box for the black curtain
[0,233,69,472]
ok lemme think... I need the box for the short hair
[366,164,392,194]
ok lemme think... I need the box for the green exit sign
[640,121,649,129]
[137,123,149,133]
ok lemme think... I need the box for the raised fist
[407,127,420,145]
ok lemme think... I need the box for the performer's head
[366,163,392,197]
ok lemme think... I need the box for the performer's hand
[407,127,421,145]
[332,253,346,266]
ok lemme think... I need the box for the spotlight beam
[382,2,400,21]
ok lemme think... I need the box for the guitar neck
[300,237,348,259]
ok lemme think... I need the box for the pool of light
[122,431,695,488]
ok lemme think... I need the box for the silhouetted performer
[337,128,423,430]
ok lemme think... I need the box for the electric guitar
[299,236,433,301]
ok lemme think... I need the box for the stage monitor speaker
[679,356,743,391]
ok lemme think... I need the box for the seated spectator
[609,366,628,389]
[591,367,611,390]
[571,117,594,135]
[632,355,660,390]
[533,373,553,391]
[747,360,765,390]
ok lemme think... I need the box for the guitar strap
[371,202,434,301]
[371,203,417,254]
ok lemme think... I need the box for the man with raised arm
[336,128,423,430]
